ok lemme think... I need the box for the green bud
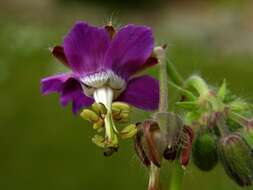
[184,111,201,125]
[120,124,137,139]
[80,109,100,123]
[185,75,209,97]
[229,101,252,113]
[241,123,253,149]
[218,133,253,187]
[226,118,243,132]
[192,130,218,171]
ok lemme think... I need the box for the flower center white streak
[80,70,126,99]
[93,87,113,112]
[93,87,115,141]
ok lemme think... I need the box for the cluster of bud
[134,113,194,169]
[168,75,253,186]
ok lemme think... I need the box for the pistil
[93,87,118,149]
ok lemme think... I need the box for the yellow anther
[80,109,100,123]
[120,124,137,139]
[92,135,105,148]
[92,102,107,116]
[112,102,130,111]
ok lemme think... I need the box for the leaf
[217,79,226,101]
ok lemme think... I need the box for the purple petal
[104,25,154,79]
[60,78,94,113]
[63,21,110,75]
[117,75,159,110]
[41,73,71,95]
[41,73,93,113]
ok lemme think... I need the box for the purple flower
[41,21,159,114]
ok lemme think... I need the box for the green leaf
[168,81,197,101]
[217,79,226,101]
[175,101,198,110]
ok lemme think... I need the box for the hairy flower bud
[179,126,194,167]
[154,112,183,161]
[241,121,253,150]
[192,130,218,171]
[218,133,253,187]
[134,120,167,167]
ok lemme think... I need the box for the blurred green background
[0,0,253,190]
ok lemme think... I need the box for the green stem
[154,47,185,190]
[166,60,184,87]
[169,161,184,190]
[165,57,185,190]
[158,48,169,112]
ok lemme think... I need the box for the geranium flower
[41,21,159,150]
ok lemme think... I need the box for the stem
[153,47,185,190]
[166,60,184,87]
[148,163,161,190]
[147,46,166,190]
[157,47,168,112]
[169,161,184,190]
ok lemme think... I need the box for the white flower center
[93,87,113,111]
[80,70,126,99]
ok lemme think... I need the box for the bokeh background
[1,0,253,190]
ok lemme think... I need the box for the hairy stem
[157,47,169,112]
[153,47,185,190]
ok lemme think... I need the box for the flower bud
[134,125,151,167]
[218,133,253,186]
[241,121,253,150]
[192,130,218,171]
[154,112,183,161]
[134,120,167,167]
[180,126,194,167]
